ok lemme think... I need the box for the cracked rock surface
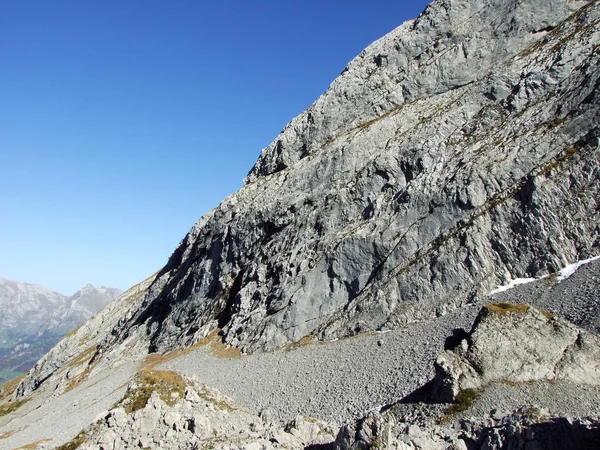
[432,304,600,402]
[93,0,600,356]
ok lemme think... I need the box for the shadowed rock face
[101,0,600,355]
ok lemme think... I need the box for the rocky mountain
[0,0,599,448]
[0,277,67,332]
[99,0,599,356]
[51,284,123,331]
[0,278,121,383]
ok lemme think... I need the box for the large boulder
[432,303,600,402]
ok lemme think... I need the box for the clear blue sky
[0,0,431,295]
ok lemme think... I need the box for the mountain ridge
[0,277,122,383]
[100,0,599,355]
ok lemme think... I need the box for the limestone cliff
[4,2,600,448]
[107,0,600,355]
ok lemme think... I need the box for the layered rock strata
[104,0,600,355]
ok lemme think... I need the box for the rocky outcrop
[73,373,334,450]
[335,304,600,449]
[433,303,600,402]
[334,408,600,450]
[93,0,600,357]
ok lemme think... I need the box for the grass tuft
[140,329,241,372]
[0,429,18,440]
[0,398,29,417]
[14,439,52,449]
[284,334,316,352]
[117,369,186,414]
[196,385,237,413]
[484,303,529,315]
[55,431,88,450]
[440,388,481,422]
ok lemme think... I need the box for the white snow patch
[557,255,600,281]
[489,255,600,296]
[488,278,537,295]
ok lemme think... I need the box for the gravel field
[165,307,479,426]
[165,259,600,427]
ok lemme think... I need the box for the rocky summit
[1,0,600,449]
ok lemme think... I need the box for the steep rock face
[247,0,589,180]
[432,304,600,402]
[104,0,600,355]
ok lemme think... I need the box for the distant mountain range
[0,277,122,383]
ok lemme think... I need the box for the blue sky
[0,0,431,295]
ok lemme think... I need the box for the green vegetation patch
[284,334,316,352]
[0,397,29,417]
[196,385,237,413]
[55,430,89,450]
[0,374,30,417]
[16,439,53,449]
[441,388,482,422]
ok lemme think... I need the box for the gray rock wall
[102,0,600,355]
